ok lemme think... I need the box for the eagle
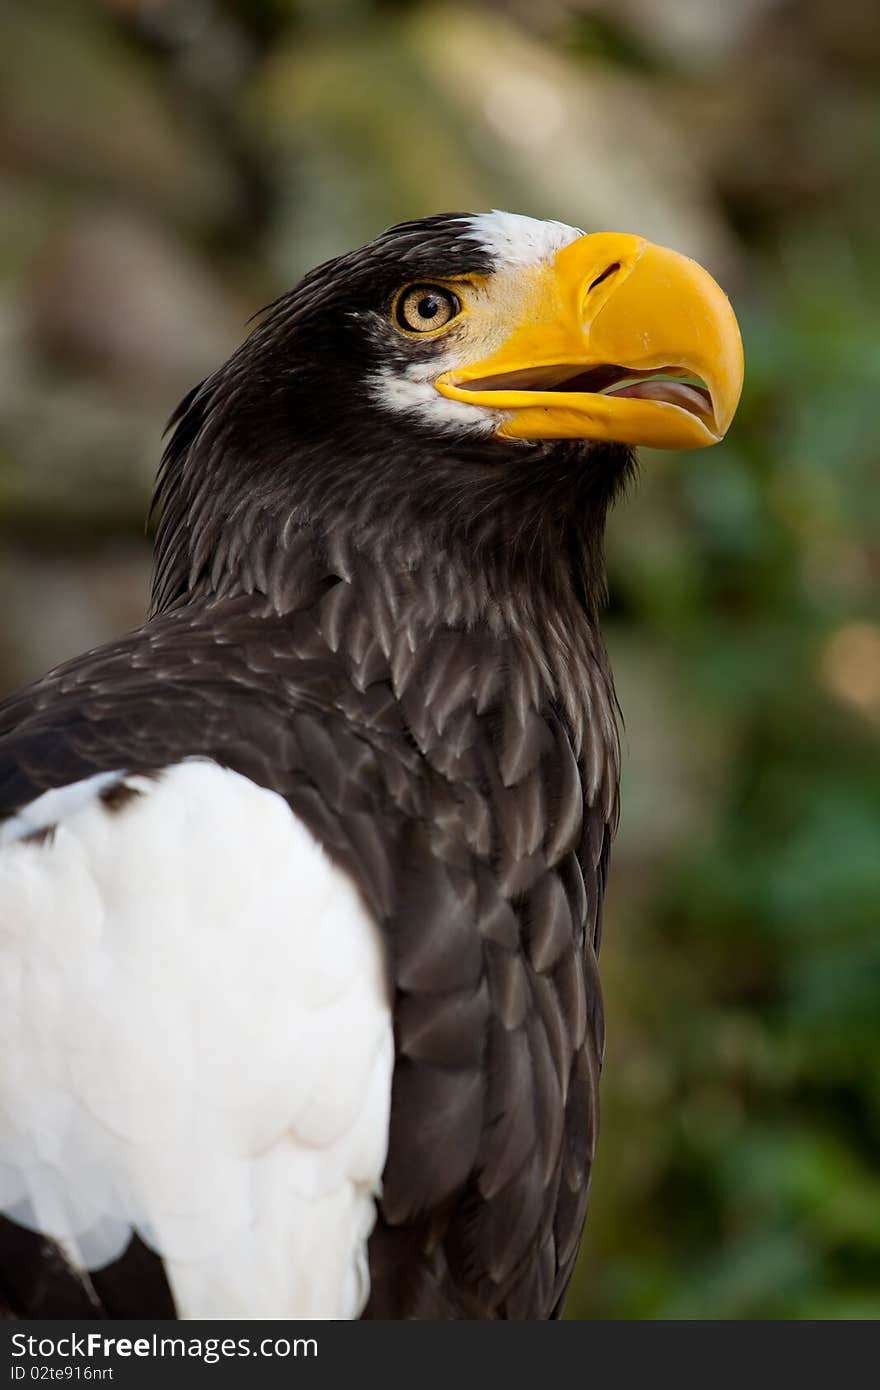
[0,212,742,1321]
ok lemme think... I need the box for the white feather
[0,771,123,847]
[0,759,393,1320]
[461,210,583,267]
[368,360,501,437]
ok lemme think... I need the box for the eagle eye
[395,284,461,334]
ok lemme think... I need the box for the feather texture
[0,761,392,1319]
[0,530,616,1317]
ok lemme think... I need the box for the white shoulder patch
[461,210,584,267]
[0,771,124,847]
[0,759,393,1320]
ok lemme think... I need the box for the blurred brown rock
[0,535,151,694]
[30,206,245,393]
[0,0,241,231]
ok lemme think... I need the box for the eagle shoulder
[0,758,393,1319]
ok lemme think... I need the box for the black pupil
[418,295,440,319]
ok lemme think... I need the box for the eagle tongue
[606,379,713,418]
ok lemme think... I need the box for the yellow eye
[395,284,461,334]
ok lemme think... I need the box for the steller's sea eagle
[0,212,742,1320]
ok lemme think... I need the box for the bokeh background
[1,0,878,1318]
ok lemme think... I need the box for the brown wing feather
[0,537,617,1320]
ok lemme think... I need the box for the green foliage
[580,162,880,1319]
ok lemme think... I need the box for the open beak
[435,232,744,449]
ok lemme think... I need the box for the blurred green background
[1,0,878,1318]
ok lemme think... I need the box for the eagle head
[153,211,743,610]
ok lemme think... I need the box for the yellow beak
[435,232,744,449]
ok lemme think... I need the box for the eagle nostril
[588,262,621,293]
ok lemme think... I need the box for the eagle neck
[161,510,620,822]
[150,420,625,817]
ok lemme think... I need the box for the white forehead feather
[461,211,584,268]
